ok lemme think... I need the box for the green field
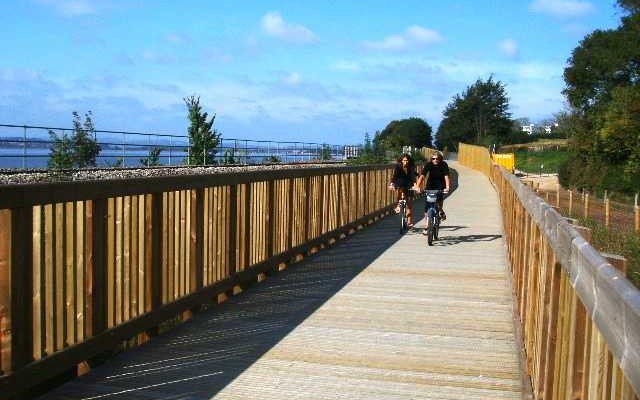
[513,149,569,174]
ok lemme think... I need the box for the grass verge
[579,217,640,289]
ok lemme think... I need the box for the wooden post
[266,180,275,258]
[568,189,573,217]
[91,199,108,337]
[556,184,560,208]
[635,193,639,233]
[11,207,34,370]
[0,210,9,375]
[574,225,592,242]
[151,193,164,311]
[604,197,610,227]
[193,188,204,291]
[584,193,590,220]
[228,185,237,276]
[602,253,627,277]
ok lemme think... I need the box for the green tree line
[557,0,640,194]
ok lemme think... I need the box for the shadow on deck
[38,210,406,400]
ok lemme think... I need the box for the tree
[348,132,385,164]
[222,149,237,164]
[72,111,100,167]
[140,147,163,166]
[436,76,512,150]
[373,117,432,153]
[563,12,640,114]
[48,111,101,169]
[320,144,332,161]
[558,1,640,194]
[48,130,74,169]
[265,155,281,163]
[598,85,640,188]
[184,95,221,165]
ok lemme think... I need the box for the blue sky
[0,0,623,144]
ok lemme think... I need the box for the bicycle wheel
[434,216,440,240]
[400,205,407,233]
[427,211,435,246]
[427,222,434,246]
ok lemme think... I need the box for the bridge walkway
[38,162,528,400]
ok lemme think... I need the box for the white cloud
[364,25,443,51]
[498,39,519,57]
[529,0,594,18]
[38,0,97,16]
[165,33,192,45]
[260,12,318,44]
[406,26,443,45]
[517,62,560,79]
[283,72,301,86]
[140,50,175,64]
[331,60,361,72]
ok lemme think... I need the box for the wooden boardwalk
[38,162,528,400]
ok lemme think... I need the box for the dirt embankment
[518,172,559,191]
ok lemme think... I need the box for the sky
[0,0,624,145]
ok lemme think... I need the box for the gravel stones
[0,163,347,185]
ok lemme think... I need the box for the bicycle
[390,185,418,234]
[424,189,446,246]
[398,191,409,233]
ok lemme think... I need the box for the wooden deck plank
[37,162,527,400]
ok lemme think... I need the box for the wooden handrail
[459,142,640,399]
[0,164,395,399]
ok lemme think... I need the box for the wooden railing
[458,142,491,176]
[459,143,640,399]
[0,164,395,399]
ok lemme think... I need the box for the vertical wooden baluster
[10,207,34,370]
[193,188,203,293]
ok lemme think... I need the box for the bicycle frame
[424,190,442,245]
[398,196,408,233]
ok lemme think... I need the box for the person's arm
[389,165,399,188]
[442,163,451,192]
[414,164,427,190]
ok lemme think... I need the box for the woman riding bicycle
[415,151,451,232]
[389,153,417,228]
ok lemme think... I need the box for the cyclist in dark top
[416,151,451,231]
[389,153,417,228]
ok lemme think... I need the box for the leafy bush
[265,155,281,163]
[48,111,101,169]
[140,147,162,166]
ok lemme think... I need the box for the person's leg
[438,198,446,220]
[406,193,413,226]
[423,197,430,234]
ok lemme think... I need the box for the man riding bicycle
[415,151,450,233]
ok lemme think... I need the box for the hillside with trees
[558,0,640,194]
[373,117,433,152]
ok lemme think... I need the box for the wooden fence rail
[459,142,640,400]
[0,164,394,399]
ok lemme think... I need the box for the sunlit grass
[514,149,569,174]
[579,218,640,289]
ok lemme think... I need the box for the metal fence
[0,124,357,169]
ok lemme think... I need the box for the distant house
[343,145,360,159]
[521,124,534,135]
